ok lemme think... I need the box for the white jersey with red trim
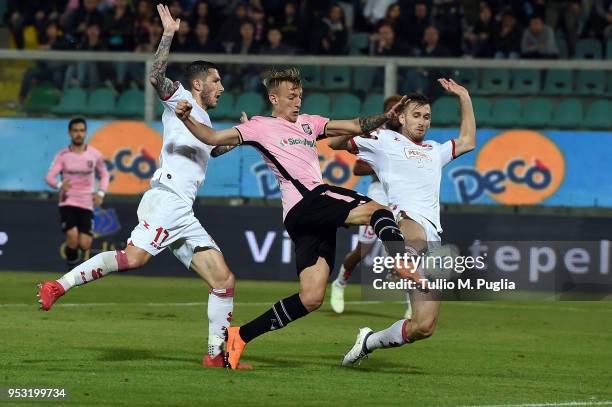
[352,129,455,233]
[154,83,214,204]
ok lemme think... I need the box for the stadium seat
[51,87,88,115]
[115,89,144,117]
[85,88,116,116]
[584,100,612,130]
[471,97,492,127]
[607,39,612,59]
[353,66,378,95]
[233,92,265,118]
[510,69,541,95]
[330,93,362,119]
[551,99,583,129]
[574,38,602,59]
[452,68,479,91]
[432,96,459,126]
[576,70,606,96]
[489,98,521,128]
[521,98,553,128]
[302,93,330,116]
[349,32,369,55]
[323,66,351,90]
[208,92,234,120]
[300,66,321,88]
[479,68,510,95]
[361,93,384,116]
[24,84,60,113]
[543,70,573,95]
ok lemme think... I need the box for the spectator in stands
[168,0,184,21]
[420,25,451,57]
[134,0,154,47]
[521,14,559,58]
[103,0,134,51]
[380,3,404,38]
[404,1,431,52]
[19,21,70,104]
[231,21,261,54]
[64,23,110,90]
[171,19,195,52]
[6,0,64,49]
[587,0,612,39]
[260,27,294,54]
[370,23,410,56]
[464,1,495,57]
[493,10,522,59]
[250,5,268,44]
[545,1,589,56]
[431,0,465,56]
[315,4,348,54]
[219,3,249,51]
[193,22,224,53]
[190,1,213,30]
[407,26,451,96]
[363,0,397,28]
[228,21,262,90]
[277,2,302,51]
[65,0,105,44]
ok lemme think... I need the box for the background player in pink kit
[37,4,248,369]
[174,67,413,369]
[45,117,110,269]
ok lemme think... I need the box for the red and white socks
[365,319,410,351]
[207,288,234,358]
[56,250,129,292]
[334,265,353,287]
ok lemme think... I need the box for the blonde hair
[263,67,302,93]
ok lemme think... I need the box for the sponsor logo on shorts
[450,130,565,205]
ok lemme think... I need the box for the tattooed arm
[210,145,237,157]
[325,96,407,137]
[149,4,180,99]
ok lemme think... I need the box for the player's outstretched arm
[149,4,180,99]
[325,96,407,137]
[210,112,247,157]
[438,78,476,157]
[175,100,241,146]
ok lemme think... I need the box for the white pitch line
[459,401,612,407]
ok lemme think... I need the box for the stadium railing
[0,49,610,122]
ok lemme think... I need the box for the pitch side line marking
[460,401,612,407]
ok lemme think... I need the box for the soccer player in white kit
[37,4,248,369]
[329,95,412,318]
[329,78,476,366]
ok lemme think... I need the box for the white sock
[207,288,234,358]
[335,265,352,287]
[56,250,129,292]
[366,319,409,352]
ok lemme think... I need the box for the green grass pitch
[1,271,611,407]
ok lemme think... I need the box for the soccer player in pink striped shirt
[175,67,411,369]
[45,117,110,269]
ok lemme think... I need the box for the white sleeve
[352,136,381,166]
[438,140,456,167]
[160,82,191,109]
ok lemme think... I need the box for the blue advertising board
[0,118,610,207]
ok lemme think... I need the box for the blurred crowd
[5,0,612,102]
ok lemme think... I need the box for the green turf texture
[1,271,611,407]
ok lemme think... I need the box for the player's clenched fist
[175,100,192,121]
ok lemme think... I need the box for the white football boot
[330,281,345,314]
[341,327,373,367]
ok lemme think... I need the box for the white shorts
[129,186,220,268]
[358,180,388,245]
[393,207,441,246]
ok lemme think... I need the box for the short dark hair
[404,92,430,109]
[185,60,219,88]
[383,95,403,112]
[68,117,87,130]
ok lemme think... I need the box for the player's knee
[125,251,148,270]
[210,269,235,290]
[413,318,437,339]
[300,289,325,312]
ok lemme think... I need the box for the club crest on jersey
[301,124,313,135]
[87,160,94,168]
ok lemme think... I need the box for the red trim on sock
[401,319,409,343]
[209,288,234,298]
[115,250,129,271]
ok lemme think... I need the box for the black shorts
[284,185,371,275]
[59,206,94,235]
